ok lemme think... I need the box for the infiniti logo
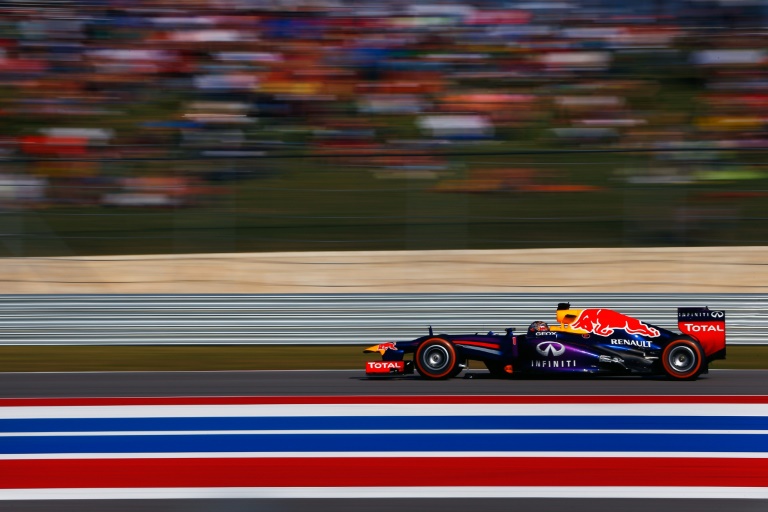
[536,341,565,357]
[711,311,724,318]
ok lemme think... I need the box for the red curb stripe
[0,457,766,489]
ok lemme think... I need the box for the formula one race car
[363,303,726,380]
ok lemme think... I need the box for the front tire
[662,339,704,380]
[415,338,459,379]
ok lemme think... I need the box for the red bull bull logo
[569,308,660,338]
[363,342,399,355]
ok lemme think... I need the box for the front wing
[365,360,414,376]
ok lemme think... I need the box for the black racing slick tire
[662,339,704,380]
[415,338,459,380]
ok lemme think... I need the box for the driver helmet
[528,321,550,334]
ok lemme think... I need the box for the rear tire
[662,339,704,380]
[415,338,459,379]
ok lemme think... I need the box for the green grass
[0,345,764,372]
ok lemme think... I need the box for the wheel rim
[423,345,450,372]
[668,345,696,373]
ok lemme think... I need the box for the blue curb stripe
[2,415,768,433]
[0,432,766,455]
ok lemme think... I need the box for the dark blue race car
[363,303,726,380]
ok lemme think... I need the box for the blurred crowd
[0,0,767,207]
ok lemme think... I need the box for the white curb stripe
[0,486,766,500]
[3,403,768,419]
[0,451,766,460]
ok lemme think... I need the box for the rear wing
[678,307,726,360]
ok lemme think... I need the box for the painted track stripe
[0,457,766,488]
[4,415,768,432]
[1,486,768,500]
[5,403,768,419]
[0,432,765,454]
[1,395,765,500]
[6,429,768,437]
[2,451,768,460]
[2,395,768,407]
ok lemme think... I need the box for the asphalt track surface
[0,368,766,398]
[2,369,767,512]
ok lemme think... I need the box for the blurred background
[1,0,768,258]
